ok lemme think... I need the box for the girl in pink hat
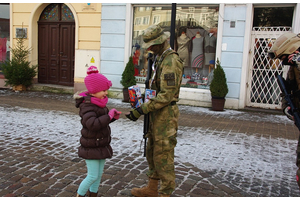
[74,66,121,197]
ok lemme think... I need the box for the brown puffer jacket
[75,93,113,160]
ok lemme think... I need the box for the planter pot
[122,88,130,102]
[211,96,225,111]
[13,85,26,91]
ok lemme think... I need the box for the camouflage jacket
[141,44,183,114]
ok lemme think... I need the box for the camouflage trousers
[146,103,179,195]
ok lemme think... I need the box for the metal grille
[248,27,292,109]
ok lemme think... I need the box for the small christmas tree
[209,58,228,98]
[120,56,136,88]
[2,36,37,90]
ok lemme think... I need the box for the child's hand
[114,110,121,120]
[108,108,121,120]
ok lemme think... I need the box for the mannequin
[204,28,217,76]
[177,32,191,75]
[180,32,187,39]
[191,32,204,73]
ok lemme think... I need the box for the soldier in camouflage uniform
[268,32,300,189]
[126,24,183,197]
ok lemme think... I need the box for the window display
[132,5,219,89]
[0,3,10,74]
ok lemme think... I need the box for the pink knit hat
[84,66,112,94]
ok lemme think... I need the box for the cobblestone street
[0,89,300,197]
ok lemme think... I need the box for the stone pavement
[0,89,299,197]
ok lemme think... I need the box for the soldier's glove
[283,106,294,121]
[125,107,144,121]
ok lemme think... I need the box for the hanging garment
[204,34,216,66]
[186,28,206,39]
[177,36,190,67]
[191,37,204,68]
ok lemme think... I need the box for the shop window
[132,5,219,89]
[0,3,10,74]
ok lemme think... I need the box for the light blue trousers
[77,159,106,196]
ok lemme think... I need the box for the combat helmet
[268,32,300,59]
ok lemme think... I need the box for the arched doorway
[38,3,75,86]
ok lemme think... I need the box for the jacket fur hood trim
[73,90,87,100]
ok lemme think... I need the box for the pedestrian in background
[268,32,300,189]
[74,66,121,197]
[126,24,184,197]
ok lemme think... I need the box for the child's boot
[88,190,98,197]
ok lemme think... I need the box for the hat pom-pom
[87,66,99,75]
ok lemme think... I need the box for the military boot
[131,178,159,197]
[159,193,170,197]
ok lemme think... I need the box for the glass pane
[253,7,294,27]
[132,5,219,89]
[61,4,74,21]
[0,3,10,74]
[39,4,59,21]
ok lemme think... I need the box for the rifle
[277,74,300,189]
[277,75,300,130]
[143,53,153,157]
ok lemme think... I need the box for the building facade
[0,3,102,91]
[100,3,300,110]
[1,3,300,110]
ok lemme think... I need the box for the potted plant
[1,36,37,91]
[120,56,136,102]
[209,58,228,111]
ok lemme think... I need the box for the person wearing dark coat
[74,66,121,197]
